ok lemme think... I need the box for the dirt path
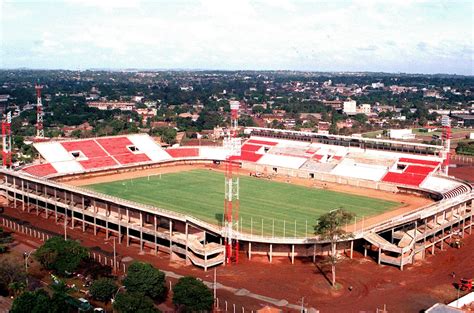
[65,163,433,231]
[3,207,473,313]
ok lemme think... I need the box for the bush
[123,262,166,300]
[11,289,51,313]
[90,278,118,303]
[113,292,160,313]
[172,276,213,312]
[34,237,88,276]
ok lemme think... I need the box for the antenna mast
[223,100,241,264]
[441,115,451,175]
[35,84,44,139]
[2,112,12,168]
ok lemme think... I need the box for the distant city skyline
[1,0,473,75]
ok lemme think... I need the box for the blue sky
[1,0,473,74]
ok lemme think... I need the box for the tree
[252,105,265,114]
[113,292,159,313]
[123,262,166,300]
[314,208,355,287]
[0,256,26,295]
[11,289,51,313]
[90,278,118,303]
[151,126,177,145]
[70,129,82,138]
[34,237,88,276]
[0,227,12,254]
[353,113,368,124]
[172,276,213,313]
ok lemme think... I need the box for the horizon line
[0,67,472,77]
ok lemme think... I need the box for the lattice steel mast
[441,115,451,175]
[2,111,12,168]
[35,84,44,139]
[223,100,241,264]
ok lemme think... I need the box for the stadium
[1,126,473,271]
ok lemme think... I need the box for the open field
[86,169,400,237]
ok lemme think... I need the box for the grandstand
[20,130,471,200]
[22,134,172,177]
[2,127,472,270]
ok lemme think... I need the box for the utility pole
[213,268,217,301]
[23,250,35,287]
[113,237,117,273]
[64,211,67,240]
[300,297,306,313]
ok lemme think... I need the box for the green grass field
[86,169,400,237]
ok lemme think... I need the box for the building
[371,82,384,88]
[389,129,415,140]
[343,100,357,115]
[322,100,343,109]
[87,101,135,111]
[452,114,474,127]
[358,103,371,115]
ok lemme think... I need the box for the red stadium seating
[382,165,434,187]
[61,140,108,158]
[95,137,151,165]
[398,158,440,167]
[247,139,278,146]
[241,144,262,152]
[22,163,58,177]
[96,137,135,156]
[166,148,200,158]
[114,153,151,164]
[80,156,117,169]
[229,151,263,162]
[404,165,434,175]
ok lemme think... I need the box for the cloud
[1,0,472,74]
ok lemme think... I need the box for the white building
[358,103,371,115]
[343,100,357,115]
[389,129,415,140]
[371,82,384,89]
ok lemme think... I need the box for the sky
[1,0,473,74]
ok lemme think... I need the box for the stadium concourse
[22,131,470,199]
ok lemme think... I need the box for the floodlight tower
[35,84,44,139]
[223,100,241,264]
[2,112,12,168]
[441,115,451,175]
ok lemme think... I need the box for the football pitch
[86,169,400,237]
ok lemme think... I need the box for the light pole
[104,237,117,273]
[111,286,126,304]
[64,210,67,240]
[23,250,35,287]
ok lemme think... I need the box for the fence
[0,216,127,274]
[451,155,474,164]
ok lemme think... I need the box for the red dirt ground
[2,206,474,313]
[449,156,474,184]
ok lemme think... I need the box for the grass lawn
[86,170,400,237]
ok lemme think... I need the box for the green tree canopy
[34,237,88,276]
[113,292,160,313]
[151,126,177,145]
[123,262,166,300]
[11,289,51,313]
[11,282,75,313]
[90,277,118,303]
[0,255,26,295]
[172,276,213,313]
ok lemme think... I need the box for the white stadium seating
[330,159,388,181]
